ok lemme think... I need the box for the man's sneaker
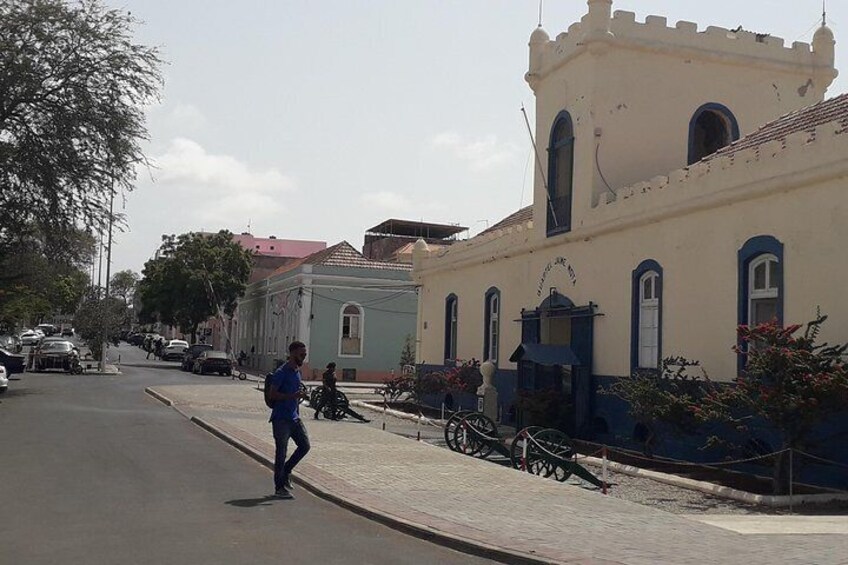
[283,476,293,490]
[274,487,293,499]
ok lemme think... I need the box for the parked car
[192,350,233,376]
[20,331,41,346]
[61,326,74,337]
[0,364,7,394]
[0,348,26,375]
[161,339,189,361]
[181,344,213,371]
[36,323,58,336]
[128,333,145,346]
[0,334,22,353]
[31,341,77,372]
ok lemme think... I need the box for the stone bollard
[476,361,499,422]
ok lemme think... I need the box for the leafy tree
[110,269,139,306]
[694,315,848,494]
[0,0,163,252]
[138,231,253,343]
[604,356,705,456]
[73,296,125,360]
[399,333,416,369]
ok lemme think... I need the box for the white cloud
[431,132,520,173]
[360,191,411,213]
[166,103,207,130]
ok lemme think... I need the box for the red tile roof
[477,205,533,237]
[705,93,848,162]
[267,241,412,278]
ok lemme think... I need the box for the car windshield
[190,345,212,353]
[40,342,72,352]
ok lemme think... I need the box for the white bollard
[602,446,609,495]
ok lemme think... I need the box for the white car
[161,339,189,361]
[0,365,8,394]
[20,331,40,346]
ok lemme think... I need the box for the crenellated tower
[526,0,838,234]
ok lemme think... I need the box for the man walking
[267,341,311,499]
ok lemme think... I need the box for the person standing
[315,362,338,420]
[267,341,311,499]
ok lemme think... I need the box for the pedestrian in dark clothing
[237,350,247,367]
[154,337,164,360]
[315,362,338,420]
[267,341,310,499]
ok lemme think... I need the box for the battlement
[590,119,848,223]
[532,7,834,82]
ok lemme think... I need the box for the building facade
[236,241,416,381]
[413,1,846,444]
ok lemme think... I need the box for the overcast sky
[105,0,847,275]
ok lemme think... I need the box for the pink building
[231,233,326,258]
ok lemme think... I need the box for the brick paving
[149,383,848,565]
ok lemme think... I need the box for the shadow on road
[225,496,278,508]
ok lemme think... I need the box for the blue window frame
[737,236,784,373]
[547,111,575,236]
[483,287,500,363]
[444,294,458,362]
[631,260,663,372]
[688,103,740,164]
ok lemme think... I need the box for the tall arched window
[339,303,363,356]
[688,103,740,164]
[631,260,663,371]
[748,254,780,326]
[483,288,500,363]
[547,111,575,236]
[444,294,458,362]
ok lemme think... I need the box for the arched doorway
[512,291,597,437]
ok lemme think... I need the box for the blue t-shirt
[269,363,301,422]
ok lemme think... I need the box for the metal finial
[538,0,543,28]
[823,0,827,26]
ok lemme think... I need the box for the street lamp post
[99,186,115,372]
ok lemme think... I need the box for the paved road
[0,343,492,565]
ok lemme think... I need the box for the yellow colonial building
[412,1,847,436]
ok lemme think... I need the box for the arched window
[631,260,663,371]
[688,103,740,164]
[339,303,363,356]
[547,111,575,236]
[748,254,780,326]
[737,235,784,373]
[483,288,500,363]
[444,294,458,362]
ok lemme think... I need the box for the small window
[547,111,575,236]
[444,294,458,361]
[748,254,779,326]
[638,271,660,369]
[339,303,363,356]
[484,288,500,363]
[270,246,275,250]
[688,103,740,164]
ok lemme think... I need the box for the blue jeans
[272,418,310,491]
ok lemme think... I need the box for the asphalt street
[0,342,492,565]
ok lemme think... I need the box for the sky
[105,0,847,275]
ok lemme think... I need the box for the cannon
[308,386,370,422]
[444,411,605,488]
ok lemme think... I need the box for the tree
[74,296,125,360]
[0,0,163,252]
[111,269,139,306]
[694,314,848,494]
[399,334,416,369]
[138,231,253,343]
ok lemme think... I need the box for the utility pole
[99,185,115,372]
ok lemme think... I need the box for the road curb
[144,387,173,406]
[188,415,557,565]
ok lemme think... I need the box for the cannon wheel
[322,389,350,420]
[527,428,575,481]
[452,413,498,459]
[443,410,471,452]
[509,426,543,471]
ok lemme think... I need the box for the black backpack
[263,372,275,409]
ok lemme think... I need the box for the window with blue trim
[444,294,458,362]
[483,288,500,363]
[688,103,740,164]
[737,235,784,373]
[631,260,663,371]
[547,111,574,236]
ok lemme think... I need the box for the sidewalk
[146,383,848,565]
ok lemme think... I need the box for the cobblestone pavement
[150,383,848,565]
